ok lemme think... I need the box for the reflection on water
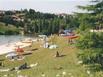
[0,35,31,45]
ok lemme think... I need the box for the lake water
[0,35,35,55]
[0,35,31,45]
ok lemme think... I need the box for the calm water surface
[0,35,32,45]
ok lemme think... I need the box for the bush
[76,32,103,69]
[78,49,103,64]
[76,32,103,49]
[5,30,19,35]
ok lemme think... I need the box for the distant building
[0,10,24,22]
[11,15,24,22]
[55,13,68,18]
[0,10,5,15]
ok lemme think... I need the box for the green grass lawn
[0,36,103,77]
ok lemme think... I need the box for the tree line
[0,0,103,71]
[0,9,79,35]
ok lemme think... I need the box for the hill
[0,9,79,35]
[0,22,19,35]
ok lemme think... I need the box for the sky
[0,0,91,14]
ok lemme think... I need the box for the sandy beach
[0,38,34,55]
[0,44,15,55]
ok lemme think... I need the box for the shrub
[76,32,103,49]
[76,32,103,69]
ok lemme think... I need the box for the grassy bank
[0,22,19,35]
[0,36,103,77]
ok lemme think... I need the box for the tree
[76,0,103,69]
[76,32,103,49]
[76,0,103,30]
[0,9,78,35]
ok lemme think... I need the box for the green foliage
[76,32,103,69]
[76,0,103,31]
[0,22,19,35]
[4,30,19,35]
[78,48,103,68]
[76,0,103,71]
[76,32,103,49]
[0,9,79,35]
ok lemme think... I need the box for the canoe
[65,35,79,39]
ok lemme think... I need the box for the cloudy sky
[0,0,91,14]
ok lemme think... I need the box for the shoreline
[0,38,35,55]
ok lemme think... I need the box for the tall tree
[76,0,103,69]
[77,0,103,30]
